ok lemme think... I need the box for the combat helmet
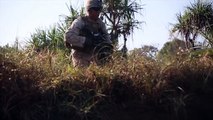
[85,0,102,11]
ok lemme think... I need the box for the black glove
[84,37,93,49]
[93,36,101,45]
[65,41,71,48]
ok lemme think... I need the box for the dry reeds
[1,48,213,120]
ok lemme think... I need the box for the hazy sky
[0,0,196,50]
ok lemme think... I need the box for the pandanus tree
[172,0,213,49]
[27,4,84,52]
[172,12,196,49]
[101,0,143,57]
[187,0,213,47]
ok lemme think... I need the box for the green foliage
[102,0,143,45]
[157,39,187,64]
[172,0,213,48]
[27,24,67,52]
[189,48,213,58]
[26,4,84,54]
[61,4,85,28]
[129,45,158,59]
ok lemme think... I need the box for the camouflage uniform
[64,11,111,67]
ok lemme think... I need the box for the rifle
[80,27,106,47]
[80,27,114,65]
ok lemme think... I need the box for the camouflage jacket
[64,16,111,67]
[64,16,111,51]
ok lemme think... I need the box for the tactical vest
[79,16,104,37]
[78,16,113,65]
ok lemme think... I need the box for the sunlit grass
[1,47,213,120]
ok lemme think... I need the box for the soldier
[64,0,112,68]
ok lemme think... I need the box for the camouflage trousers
[71,50,93,68]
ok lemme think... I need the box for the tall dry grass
[1,47,213,120]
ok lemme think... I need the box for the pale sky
[0,0,196,50]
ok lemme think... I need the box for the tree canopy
[172,0,213,48]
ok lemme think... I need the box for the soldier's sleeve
[100,20,112,44]
[64,17,86,48]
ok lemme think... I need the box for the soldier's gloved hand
[65,41,71,48]
[84,37,93,48]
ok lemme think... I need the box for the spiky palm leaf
[172,0,213,48]
[172,12,195,48]
[62,4,85,28]
[102,0,143,45]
